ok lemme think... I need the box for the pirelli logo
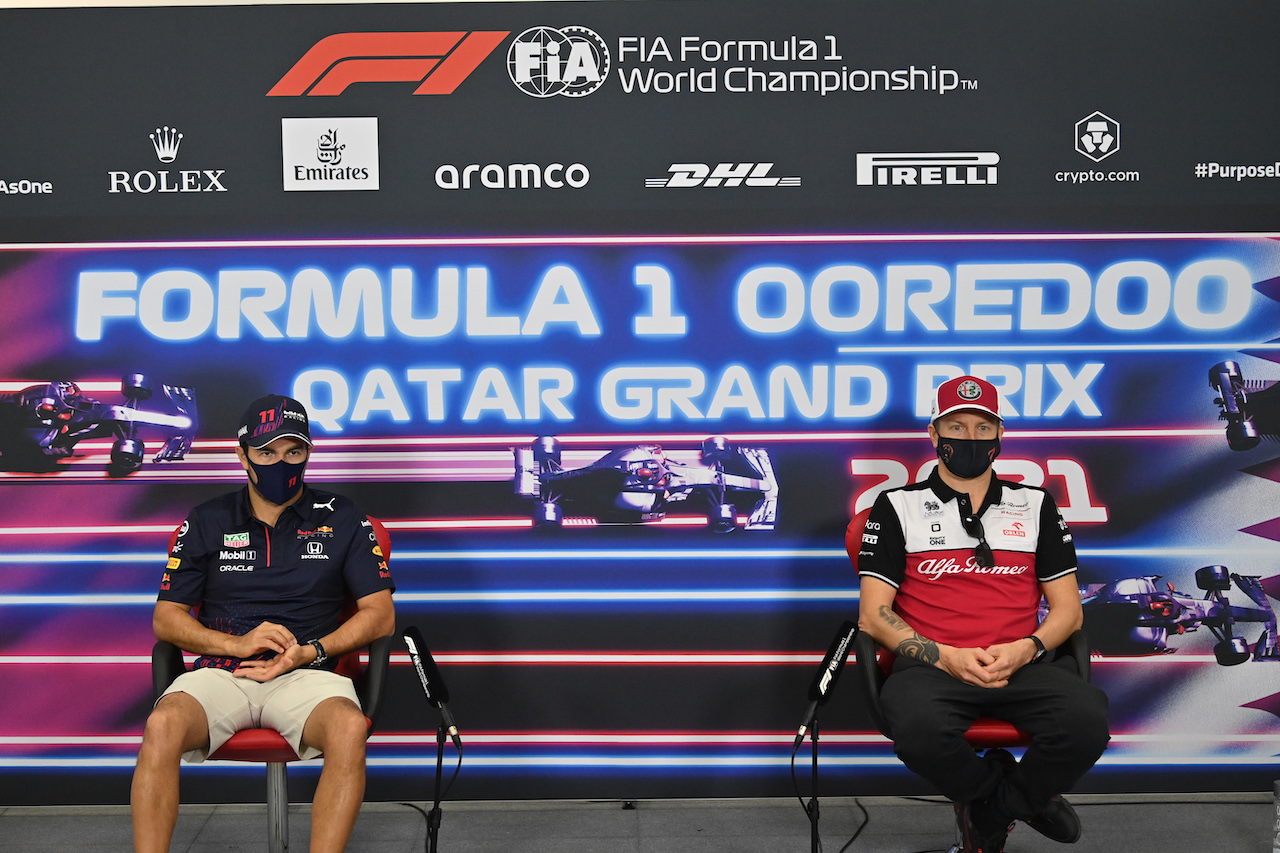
[855,152,999,186]
[268,31,510,96]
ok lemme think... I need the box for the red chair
[845,512,1091,851]
[151,517,393,853]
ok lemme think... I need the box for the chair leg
[266,761,289,853]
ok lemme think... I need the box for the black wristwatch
[307,639,328,667]
[1024,635,1047,663]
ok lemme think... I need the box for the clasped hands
[939,639,1036,688]
[228,621,316,682]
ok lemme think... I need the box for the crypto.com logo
[268,31,509,96]
[1075,111,1120,162]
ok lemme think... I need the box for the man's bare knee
[141,693,208,758]
[304,697,367,757]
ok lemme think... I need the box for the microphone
[794,621,858,747]
[403,626,462,753]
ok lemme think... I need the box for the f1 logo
[268,31,509,96]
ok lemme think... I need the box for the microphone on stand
[403,626,462,753]
[794,621,858,748]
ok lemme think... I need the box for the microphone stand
[427,724,446,853]
[806,717,820,853]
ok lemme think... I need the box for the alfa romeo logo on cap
[957,380,982,400]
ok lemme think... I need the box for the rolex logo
[109,125,227,194]
[149,126,183,163]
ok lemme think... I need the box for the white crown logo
[149,126,183,163]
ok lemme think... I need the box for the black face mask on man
[936,437,1001,480]
[246,456,307,505]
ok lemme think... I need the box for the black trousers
[879,656,1110,820]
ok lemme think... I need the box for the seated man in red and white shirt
[856,375,1109,853]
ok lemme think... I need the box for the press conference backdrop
[2,1,1280,805]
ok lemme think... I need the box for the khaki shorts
[159,667,361,763]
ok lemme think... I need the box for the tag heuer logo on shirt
[224,533,251,548]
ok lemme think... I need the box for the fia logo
[508,26,610,98]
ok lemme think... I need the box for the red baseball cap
[931,375,1002,422]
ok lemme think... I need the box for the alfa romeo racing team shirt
[858,468,1077,649]
[158,485,394,671]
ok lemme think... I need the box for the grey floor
[0,795,1271,853]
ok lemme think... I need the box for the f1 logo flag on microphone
[268,31,509,96]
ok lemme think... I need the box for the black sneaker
[982,748,1082,843]
[954,800,1014,853]
[1024,795,1082,844]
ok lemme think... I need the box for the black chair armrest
[152,640,187,702]
[357,634,393,733]
[1052,629,1091,683]
[854,630,891,737]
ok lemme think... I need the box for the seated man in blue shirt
[131,395,395,853]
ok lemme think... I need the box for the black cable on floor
[835,798,870,853]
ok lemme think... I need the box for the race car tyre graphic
[1209,360,1264,451]
[1208,360,1242,393]
[110,438,145,472]
[710,502,737,533]
[534,501,563,527]
[1226,420,1261,451]
[121,373,152,401]
[1196,565,1232,592]
[701,435,733,464]
[1214,637,1250,666]
[533,435,561,466]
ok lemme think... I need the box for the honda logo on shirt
[302,540,329,560]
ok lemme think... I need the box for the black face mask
[247,457,307,505]
[936,437,1001,480]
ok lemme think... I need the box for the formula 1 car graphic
[1079,566,1278,665]
[514,436,778,532]
[1209,360,1280,451]
[0,374,197,476]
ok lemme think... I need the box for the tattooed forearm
[877,605,940,665]
[878,605,909,632]
[896,634,940,665]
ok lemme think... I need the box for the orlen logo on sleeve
[268,31,509,96]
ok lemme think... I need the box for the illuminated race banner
[60,237,1278,435]
[2,233,1279,801]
